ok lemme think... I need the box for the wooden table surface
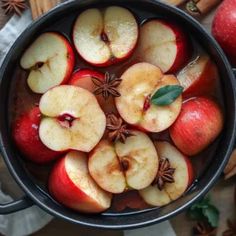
[0,2,235,236]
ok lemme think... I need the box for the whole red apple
[212,0,236,65]
[169,97,224,156]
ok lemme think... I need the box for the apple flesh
[139,141,193,206]
[177,55,219,98]
[88,131,159,193]
[20,32,74,94]
[73,6,138,66]
[12,107,61,164]
[138,20,191,73]
[68,69,117,114]
[39,85,106,152]
[115,62,182,132]
[170,97,224,156]
[88,140,126,194]
[212,0,236,66]
[48,151,112,213]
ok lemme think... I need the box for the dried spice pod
[106,113,134,143]
[186,0,222,16]
[92,72,122,100]
[1,0,27,15]
[152,158,175,190]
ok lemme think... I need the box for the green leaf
[187,208,204,220]
[202,205,219,227]
[151,85,183,106]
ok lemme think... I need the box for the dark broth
[8,5,224,215]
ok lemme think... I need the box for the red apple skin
[12,107,61,164]
[169,97,224,156]
[48,156,109,213]
[68,69,117,114]
[212,0,236,66]
[161,21,192,73]
[180,59,219,98]
[184,155,194,186]
[69,69,104,86]
[56,33,75,84]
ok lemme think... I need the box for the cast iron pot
[0,0,235,230]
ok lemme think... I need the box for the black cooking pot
[0,0,235,230]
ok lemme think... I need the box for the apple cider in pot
[9,5,224,214]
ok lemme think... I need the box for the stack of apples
[13,5,224,213]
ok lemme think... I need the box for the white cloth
[0,10,53,236]
[0,8,176,236]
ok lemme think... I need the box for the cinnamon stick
[162,0,187,6]
[29,0,61,20]
[186,0,222,16]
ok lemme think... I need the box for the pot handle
[0,196,33,214]
[0,147,33,214]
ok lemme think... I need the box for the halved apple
[48,151,112,213]
[68,69,117,114]
[139,141,193,206]
[39,85,106,152]
[20,32,74,94]
[73,6,138,66]
[177,55,219,98]
[138,20,191,73]
[115,62,182,132]
[88,131,159,193]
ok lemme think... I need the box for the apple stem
[143,95,151,112]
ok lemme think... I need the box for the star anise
[193,221,217,236]
[92,72,121,100]
[106,113,134,143]
[223,220,236,236]
[152,158,175,190]
[1,0,27,15]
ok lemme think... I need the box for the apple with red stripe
[115,62,183,132]
[73,6,138,67]
[170,97,224,156]
[48,151,112,213]
[139,141,193,207]
[68,69,117,113]
[12,107,61,164]
[88,131,159,194]
[20,32,74,94]
[177,55,219,98]
[38,85,106,152]
[138,20,191,73]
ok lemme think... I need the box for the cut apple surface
[39,85,106,152]
[73,6,138,66]
[138,20,191,73]
[68,69,117,114]
[89,131,159,193]
[12,107,61,164]
[139,141,193,206]
[115,62,182,132]
[48,151,112,213]
[177,55,219,98]
[169,97,224,156]
[89,140,126,194]
[20,32,74,94]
